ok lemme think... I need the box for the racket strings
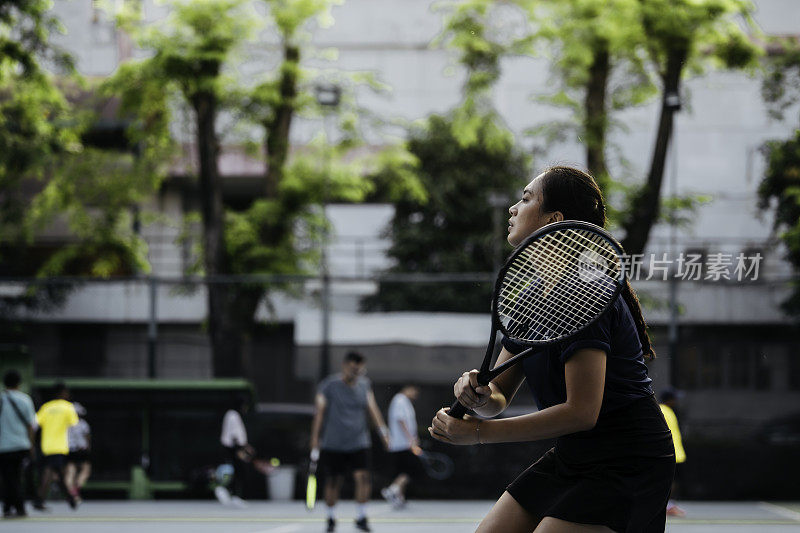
[502,265,603,341]
[501,247,615,340]
[502,230,619,304]
[498,228,622,342]
[504,235,617,335]
[502,252,595,338]
[502,234,615,321]
[501,263,608,340]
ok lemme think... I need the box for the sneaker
[230,496,248,509]
[214,486,231,505]
[326,517,336,532]
[33,502,49,512]
[354,517,371,532]
[381,486,400,507]
[392,493,406,510]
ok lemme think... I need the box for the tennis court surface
[5,500,800,532]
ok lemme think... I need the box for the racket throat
[477,328,498,385]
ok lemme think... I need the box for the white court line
[758,502,800,522]
[248,524,304,533]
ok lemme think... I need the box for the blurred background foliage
[3,0,800,365]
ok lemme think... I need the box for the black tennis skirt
[506,395,676,532]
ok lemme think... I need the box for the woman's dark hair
[539,166,656,360]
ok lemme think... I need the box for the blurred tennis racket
[416,450,454,480]
[305,457,318,510]
[448,220,626,419]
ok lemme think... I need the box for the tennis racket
[305,458,318,510]
[417,450,454,480]
[448,220,626,419]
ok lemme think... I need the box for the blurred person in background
[0,370,36,519]
[310,351,390,532]
[65,402,91,505]
[659,388,687,518]
[219,394,254,508]
[381,385,423,509]
[35,382,78,510]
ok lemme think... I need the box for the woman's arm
[453,347,527,418]
[431,348,606,445]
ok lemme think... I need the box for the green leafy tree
[433,0,534,150]
[111,0,421,376]
[526,0,760,244]
[111,0,258,376]
[528,0,651,197]
[759,40,800,316]
[363,114,529,312]
[0,1,163,319]
[620,0,761,254]
[366,1,531,312]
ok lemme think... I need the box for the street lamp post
[665,91,681,380]
[315,84,341,382]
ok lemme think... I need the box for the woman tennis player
[429,166,675,532]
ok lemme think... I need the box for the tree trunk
[584,44,611,194]
[621,47,687,255]
[192,91,240,377]
[264,44,299,198]
[213,44,301,378]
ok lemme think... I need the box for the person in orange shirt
[34,383,79,511]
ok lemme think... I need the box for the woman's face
[507,174,561,247]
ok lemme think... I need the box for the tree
[433,0,534,150]
[0,1,163,318]
[759,39,800,316]
[363,114,530,312]
[111,0,259,376]
[363,0,531,312]
[1,0,77,279]
[528,0,651,197]
[111,0,422,376]
[620,0,761,254]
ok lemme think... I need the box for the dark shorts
[390,450,424,478]
[43,454,68,470]
[67,450,91,464]
[506,395,676,532]
[320,448,370,477]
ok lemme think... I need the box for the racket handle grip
[447,399,468,419]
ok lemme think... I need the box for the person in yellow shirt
[34,382,79,511]
[659,388,687,517]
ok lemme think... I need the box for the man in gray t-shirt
[310,352,389,533]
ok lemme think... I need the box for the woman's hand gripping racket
[447,221,627,420]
